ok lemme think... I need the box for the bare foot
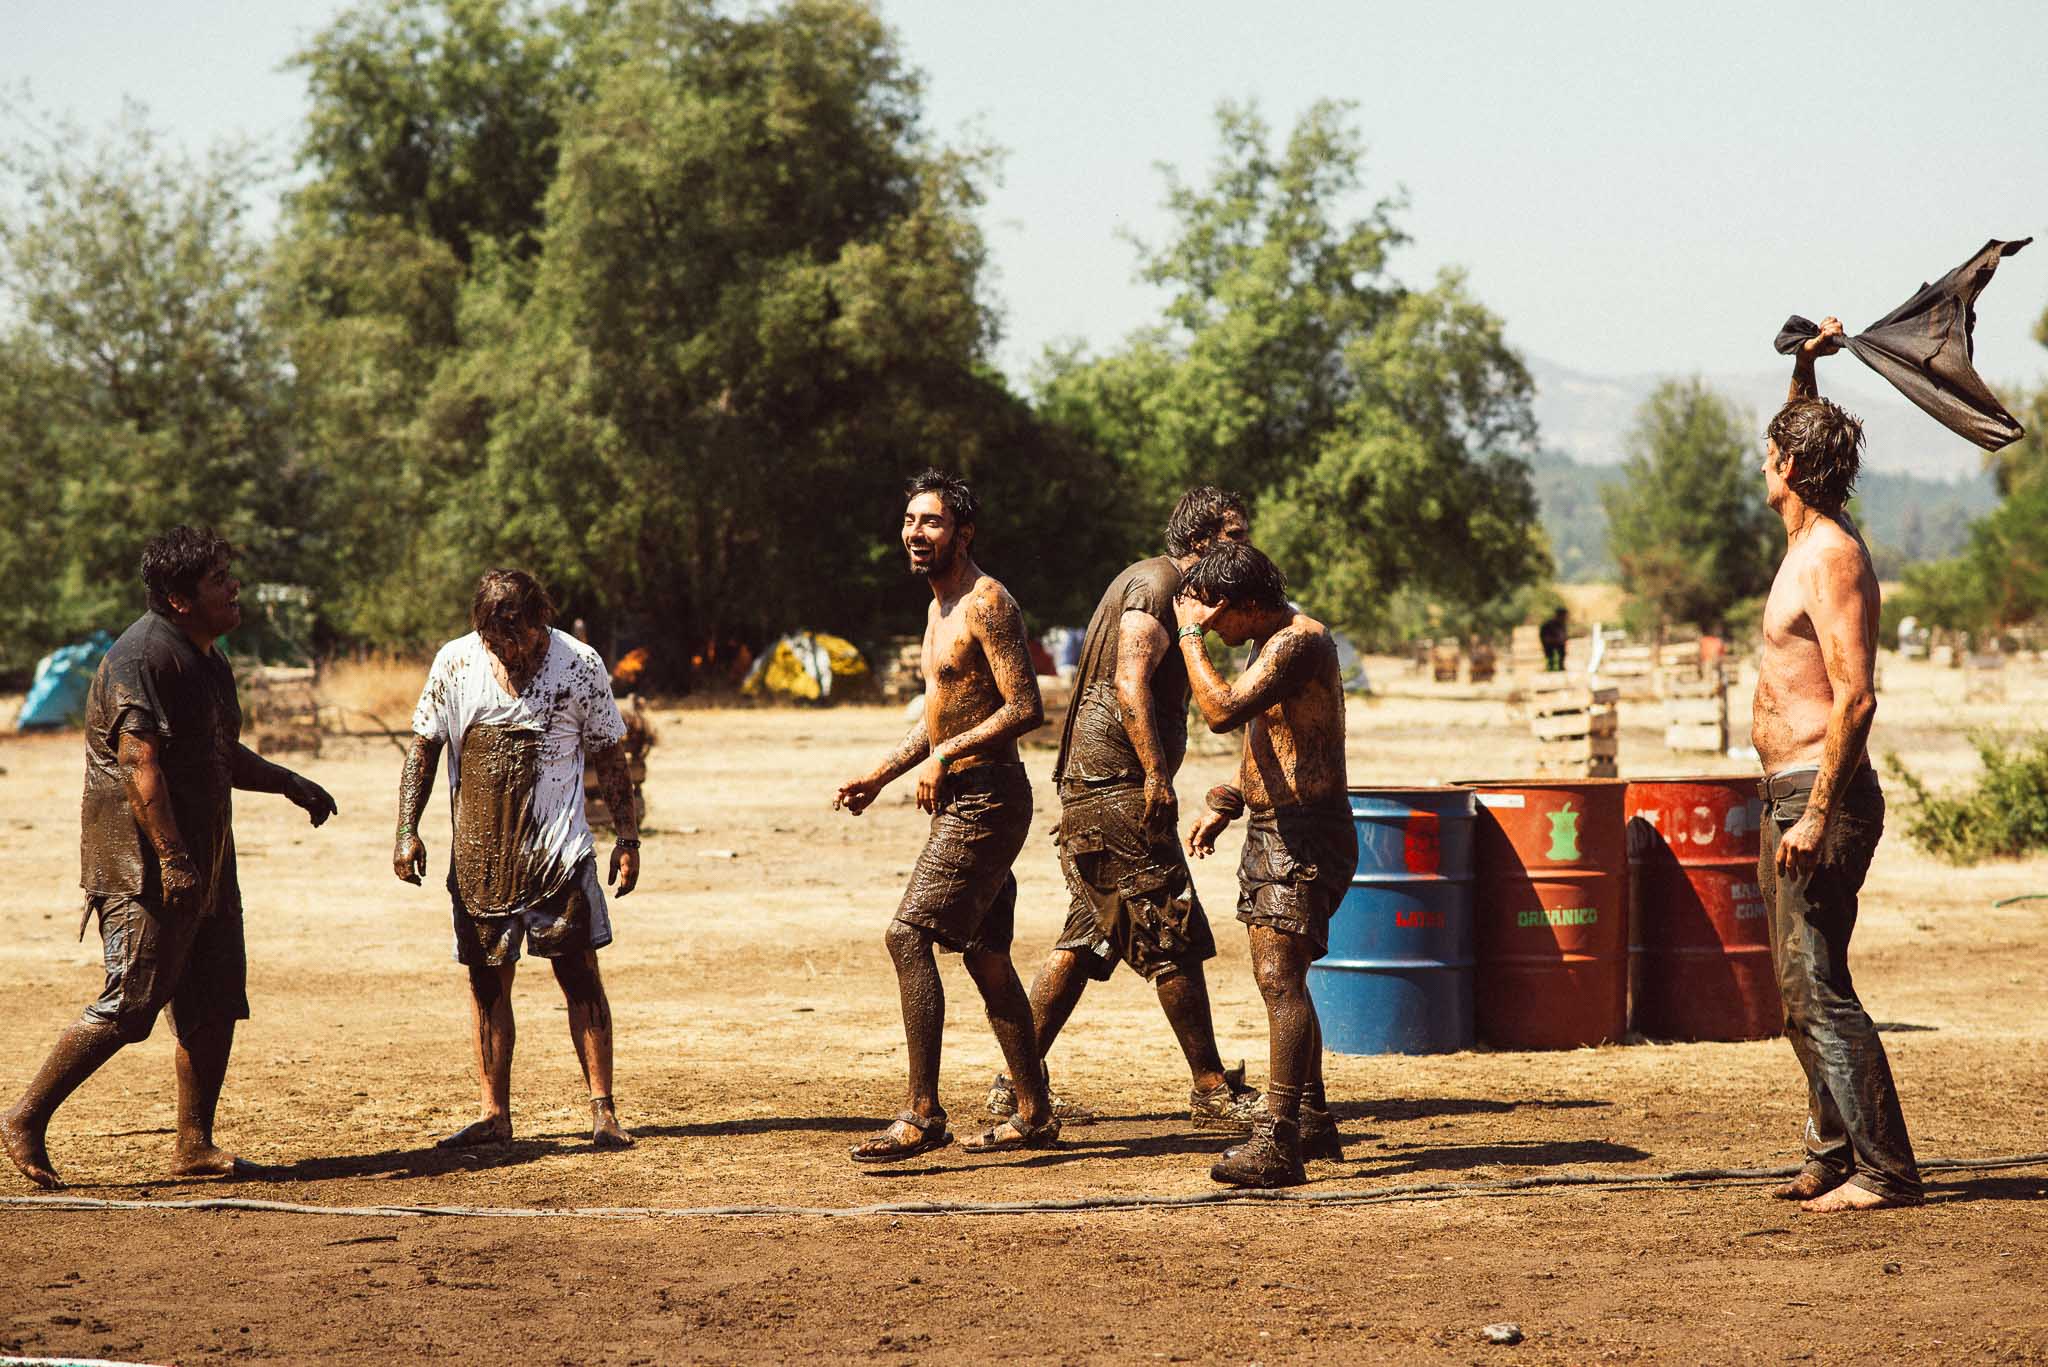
[1802,1182,1920,1214]
[1,1107,61,1190]
[1772,1169,1844,1201]
[591,1098,634,1151]
[436,1115,513,1149]
[169,1139,243,1179]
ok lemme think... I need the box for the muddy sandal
[961,1112,1062,1155]
[850,1110,953,1164]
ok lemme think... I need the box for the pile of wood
[244,666,322,756]
[1528,676,1619,779]
[876,635,925,703]
[585,694,656,831]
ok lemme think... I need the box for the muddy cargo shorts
[894,762,1033,956]
[1054,782,1216,982]
[81,893,250,1043]
[1236,803,1360,957]
[449,854,613,968]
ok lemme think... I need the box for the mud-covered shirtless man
[394,569,641,1152]
[1174,544,1355,1188]
[834,470,1057,1162]
[986,487,1263,1135]
[3,527,337,1189]
[1752,316,1920,1213]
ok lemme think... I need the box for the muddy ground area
[3,655,2046,1363]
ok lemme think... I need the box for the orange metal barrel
[1462,778,1629,1049]
[1625,776,1779,1041]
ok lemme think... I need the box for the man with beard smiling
[3,527,337,1189]
[395,568,641,1152]
[834,469,1057,1161]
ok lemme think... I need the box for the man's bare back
[1753,514,1879,773]
[1238,618,1347,810]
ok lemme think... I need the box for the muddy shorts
[894,762,1033,956]
[80,893,249,1043]
[449,854,613,969]
[1054,783,1216,982]
[1236,803,1359,957]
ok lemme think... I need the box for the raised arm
[1774,545,1878,879]
[116,730,200,907]
[393,734,443,883]
[1790,315,1845,402]
[1114,610,1175,828]
[231,744,337,825]
[932,583,1045,765]
[1175,620,1323,733]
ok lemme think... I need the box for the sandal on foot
[850,1110,952,1164]
[961,1112,1061,1154]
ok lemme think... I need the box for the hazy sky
[8,0,2046,392]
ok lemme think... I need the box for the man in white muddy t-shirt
[393,568,642,1151]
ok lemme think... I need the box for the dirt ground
[3,653,2047,1364]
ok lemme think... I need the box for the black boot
[1209,1113,1306,1188]
[1299,1105,1344,1162]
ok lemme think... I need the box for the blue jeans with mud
[1758,767,1921,1201]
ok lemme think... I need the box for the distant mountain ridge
[1526,355,2002,482]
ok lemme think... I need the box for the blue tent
[16,630,114,730]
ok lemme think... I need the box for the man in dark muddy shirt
[1175,543,1354,1188]
[395,569,641,1151]
[2,527,337,1190]
[985,487,1263,1135]
[834,470,1056,1161]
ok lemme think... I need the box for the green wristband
[1177,624,1204,641]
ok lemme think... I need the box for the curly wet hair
[904,468,978,528]
[1164,485,1250,558]
[470,568,556,636]
[1181,542,1288,613]
[140,526,233,616]
[1767,396,1865,514]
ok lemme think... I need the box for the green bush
[1884,733,2048,864]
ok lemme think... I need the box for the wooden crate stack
[1662,673,1729,753]
[1529,676,1619,778]
[877,635,925,702]
[1430,638,1461,683]
[1466,641,1497,685]
[1596,640,1658,699]
[245,665,322,755]
[1509,624,1546,681]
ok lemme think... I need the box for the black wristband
[614,837,641,850]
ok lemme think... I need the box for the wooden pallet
[1530,680,1619,777]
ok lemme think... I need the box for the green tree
[1037,101,1547,637]
[1601,378,1776,630]
[0,101,306,668]
[281,0,1123,666]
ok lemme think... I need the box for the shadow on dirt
[633,1116,877,1139]
[1927,1174,2048,1204]
[1342,1137,1653,1177]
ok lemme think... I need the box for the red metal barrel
[1462,778,1629,1049]
[1625,776,1779,1041]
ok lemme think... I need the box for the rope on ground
[5,1151,2045,1221]
[1992,892,2048,907]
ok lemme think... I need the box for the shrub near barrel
[1625,776,1778,1041]
[1463,778,1628,1049]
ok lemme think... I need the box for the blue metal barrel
[1309,786,1477,1054]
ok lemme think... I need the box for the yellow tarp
[742,631,869,701]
